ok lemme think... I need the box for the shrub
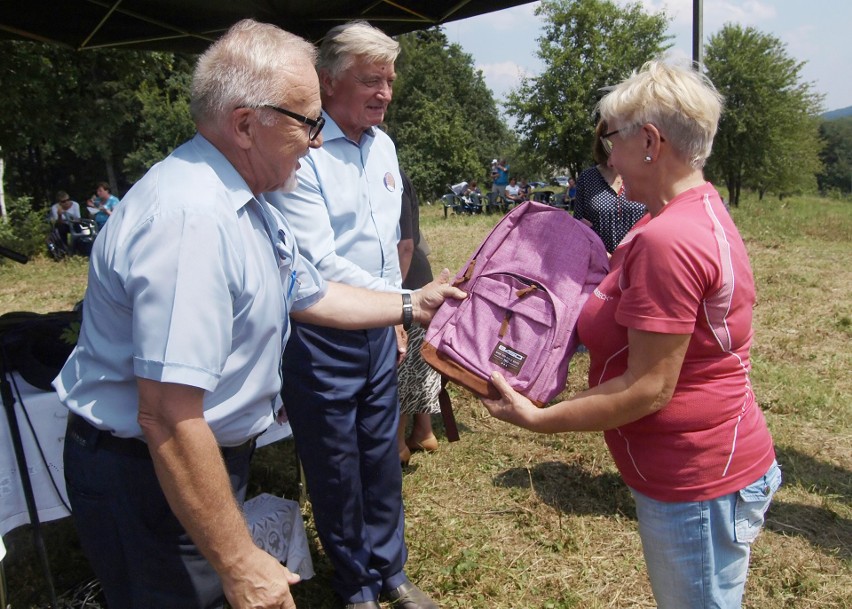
[0,195,51,260]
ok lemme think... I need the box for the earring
[644,155,652,163]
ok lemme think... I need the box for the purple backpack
[422,201,609,406]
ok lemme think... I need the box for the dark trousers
[283,323,408,604]
[63,416,253,609]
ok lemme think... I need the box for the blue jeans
[630,461,781,609]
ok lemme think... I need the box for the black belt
[67,413,256,459]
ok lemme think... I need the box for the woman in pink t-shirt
[481,60,779,609]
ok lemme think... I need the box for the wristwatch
[401,293,413,331]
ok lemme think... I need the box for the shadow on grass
[493,461,636,518]
[768,445,852,560]
[494,451,852,562]
[774,445,851,506]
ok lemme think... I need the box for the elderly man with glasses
[267,20,439,609]
[55,19,463,609]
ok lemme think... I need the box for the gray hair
[318,21,400,80]
[597,59,724,169]
[190,19,317,127]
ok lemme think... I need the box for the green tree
[506,0,670,180]
[704,25,824,206]
[122,70,195,182]
[385,29,510,201]
[818,116,852,195]
[0,41,194,207]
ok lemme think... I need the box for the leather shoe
[383,581,439,609]
[343,602,381,609]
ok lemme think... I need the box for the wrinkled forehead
[346,55,395,76]
[278,60,322,112]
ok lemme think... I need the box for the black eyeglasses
[600,129,620,154]
[261,105,325,141]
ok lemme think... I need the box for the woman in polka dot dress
[574,120,648,253]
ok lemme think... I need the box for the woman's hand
[394,324,409,366]
[480,371,540,429]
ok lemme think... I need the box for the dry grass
[1,193,850,608]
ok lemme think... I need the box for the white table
[0,373,71,540]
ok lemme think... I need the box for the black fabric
[0,0,533,52]
[399,170,433,290]
[0,310,80,391]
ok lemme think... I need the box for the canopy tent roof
[0,0,533,52]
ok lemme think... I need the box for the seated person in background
[49,190,81,246]
[503,177,524,206]
[519,178,531,200]
[87,181,120,230]
[567,177,577,203]
[464,180,481,196]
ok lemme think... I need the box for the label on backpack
[489,341,527,374]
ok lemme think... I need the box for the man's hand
[138,379,299,609]
[411,268,467,325]
[480,371,539,429]
[221,548,300,609]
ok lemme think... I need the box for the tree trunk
[0,150,6,220]
[104,151,118,196]
[726,176,741,207]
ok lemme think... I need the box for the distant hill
[822,106,852,120]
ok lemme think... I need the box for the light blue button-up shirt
[267,113,403,291]
[54,134,326,445]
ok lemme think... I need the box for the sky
[443,0,851,117]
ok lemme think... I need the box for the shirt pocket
[734,460,782,544]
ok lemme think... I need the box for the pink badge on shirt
[383,172,396,192]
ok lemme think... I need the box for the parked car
[553,175,570,187]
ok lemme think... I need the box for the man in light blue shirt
[54,20,463,609]
[267,21,438,609]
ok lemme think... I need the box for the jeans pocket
[734,461,782,543]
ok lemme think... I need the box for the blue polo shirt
[54,134,326,446]
[267,114,403,292]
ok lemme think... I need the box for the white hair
[190,19,317,128]
[598,58,724,168]
[318,21,400,79]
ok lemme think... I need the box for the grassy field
[1,193,850,608]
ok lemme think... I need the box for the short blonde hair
[597,59,724,168]
[318,21,400,79]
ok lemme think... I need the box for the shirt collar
[189,132,258,212]
[320,111,377,145]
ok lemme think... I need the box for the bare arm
[292,268,466,329]
[137,379,299,609]
[398,238,415,283]
[481,329,690,433]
